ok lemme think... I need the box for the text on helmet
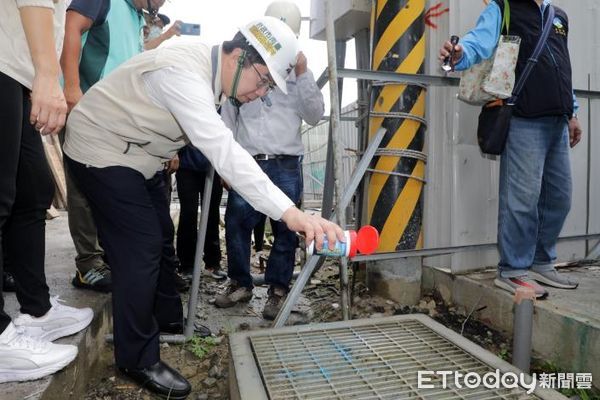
[249,22,282,56]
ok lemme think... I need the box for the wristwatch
[572,113,578,120]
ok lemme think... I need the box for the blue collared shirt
[454,0,577,112]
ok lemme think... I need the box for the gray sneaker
[530,268,578,289]
[494,275,548,299]
[207,266,227,281]
[214,283,253,308]
[262,286,287,320]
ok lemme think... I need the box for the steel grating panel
[246,318,540,400]
[229,315,565,400]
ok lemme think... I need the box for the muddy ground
[84,249,519,400]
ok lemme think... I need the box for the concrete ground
[423,264,600,387]
[1,211,111,400]
[2,212,598,398]
[0,211,310,400]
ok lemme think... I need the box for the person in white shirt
[62,16,343,399]
[217,2,324,320]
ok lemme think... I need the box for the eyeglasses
[251,64,275,91]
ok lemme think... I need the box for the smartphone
[179,22,200,36]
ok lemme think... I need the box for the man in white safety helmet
[62,15,343,399]
[217,2,326,321]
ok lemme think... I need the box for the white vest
[64,43,216,178]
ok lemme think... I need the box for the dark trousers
[0,72,53,333]
[225,157,302,290]
[65,156,182,368]
[253,215,267,252]
[175,168,223,270]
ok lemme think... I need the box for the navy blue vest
[494,0,574,117]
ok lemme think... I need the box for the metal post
[366,0,427,306]
[368,0,427,252]
[273,255,321,328]
[183,166,214,338]
[321,130,335,220]
[512,287,535,373]
[354,28,372,229]
[325,0,349,320]
[273,127,387,328]
[321,51,347,221]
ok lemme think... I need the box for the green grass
[497,348,509,361]
[186,335,217,360]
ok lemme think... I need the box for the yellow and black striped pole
[368,0,426,252]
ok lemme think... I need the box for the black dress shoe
[119,360,191,399]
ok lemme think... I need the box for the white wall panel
[423,0,599,273]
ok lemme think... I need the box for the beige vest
[64,42,218,178]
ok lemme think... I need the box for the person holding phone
[144,13,183,50]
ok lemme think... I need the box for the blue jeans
[225,157,302,289]
[498,115,572,278]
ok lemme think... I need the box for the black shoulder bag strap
[507,4,555,105]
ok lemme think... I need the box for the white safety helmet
[239,16,299,94]
[265,1,302,37]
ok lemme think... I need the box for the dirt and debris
[84,253,516,399]
[306,263,511,358]
[84,221,516,399]
[84,334,229,400]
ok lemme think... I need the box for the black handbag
[477,100,513,154]
[477,4,555,155]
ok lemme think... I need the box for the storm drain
[229,314,565,400]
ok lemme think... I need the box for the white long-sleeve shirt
[220,69,324,156]
[0,0,66,89]
[65,42,294,222]
[140,66,294,220]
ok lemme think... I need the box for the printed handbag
[458,0,521,106]
[476,4,556,155]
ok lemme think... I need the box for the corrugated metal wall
[304,0,599,273]
[302,104,360,205]
[424,0,600,273]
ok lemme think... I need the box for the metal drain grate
[229,315,564,400]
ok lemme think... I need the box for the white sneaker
[0,322,77,383]
[13,296,93,342]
